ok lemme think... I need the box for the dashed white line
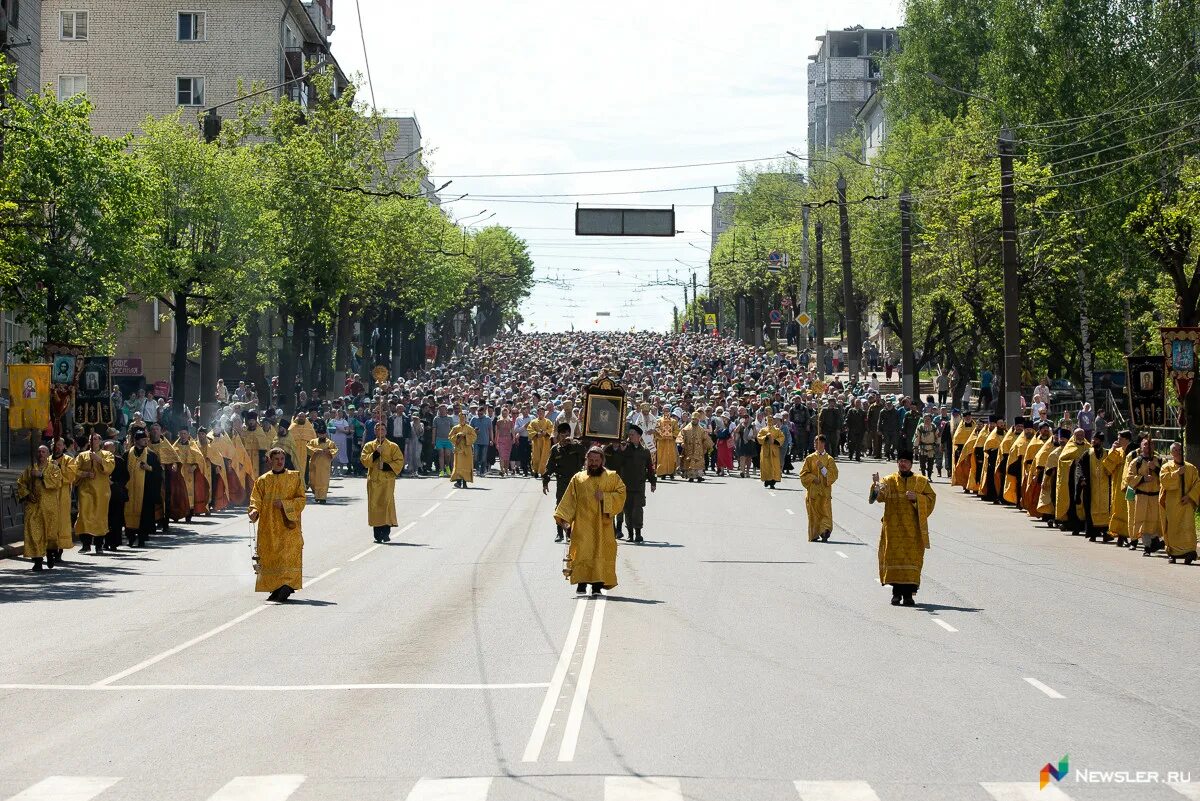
[205,775,305,801]
[0,683,548,692]
[932,618,958,633]
[835,551,849,559]
[769,491,777,497]
[4,776,121,801]
[348,544,381,562]
[404,777,493,801]
[558,596,607,762]
[794,780,882,801]
[1023,677,1065,699]
[785,508,795,515]
[397,521,416,535]
[420,502,441,517]
[444,489,459,499]
[305,567,339,587]
[522,598,589,762]
[1169,782,1200,800]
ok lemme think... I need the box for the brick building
[2,0,42,97]
[806,26,898,161]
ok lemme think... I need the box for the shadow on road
[381,542,429,548]
[603,595,663,604]
[0,559,137,603]
[700,560,810,564]
[280,598,337,607]
[634,541,683,548]
[918,603,984,613]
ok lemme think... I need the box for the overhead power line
[418,155,789,177]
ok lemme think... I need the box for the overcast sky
[331,0,903,332]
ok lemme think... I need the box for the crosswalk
[4,775,1198,800]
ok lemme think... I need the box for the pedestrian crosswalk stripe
[4,776,120,801]
[980,782,1073,800]
[794,780,882,801]
[604,776,683,801]
[404,777,492,801]
[1170,784,1200,800]
[205,775,305,801]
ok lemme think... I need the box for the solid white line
[522,598,589,762]
[0,683,548,692]
[835,551,849,559]
[305,567,339,587]
[558,595,607,762]
[605,776,683,801]
[92,606,268,686]
[794,780,882,801]
[932,618,958,632]
[404,777,492,801]
[785,508,795,515]
[420,502,441,517]
[1023,677,1066,699]
[1170,782,1200,800]
[444,489,459,499]
[980,782,1073,800]
[348,544,381,562]
[206,775,305,801]
[4,776,121,801]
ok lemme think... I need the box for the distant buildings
[384,115,439,204]
[806,25,898,161]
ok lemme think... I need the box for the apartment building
[384,114,439,203]
[806,25,898,160]
[1,0,42,97]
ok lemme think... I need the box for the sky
[331,0,903,332]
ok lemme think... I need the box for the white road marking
[932,618,958,632]
[4,776,120,801]
[305,567,339,587]
[1170,783,1200,800]
[0,683,548,692]
[558,596,607,761]
[348,544,381,562]
[785,508,795,515]
[769,491,777,497]
[444,489,459,499]
[980,782,1073,800]
[206,775,305,801]
[605,776,683,801]
[92,606,268,686]
[398,521,417,535]
[1023,677,1066,699]
[835,551,849,559]
[404,777,492,801]
[522,597,589,762]
[794,780,882,801]
[420,502,441,517]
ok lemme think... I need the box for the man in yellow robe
[678,411,713,482]
[238,411,274,477]
[211,429,246,507]
[1019,423,1046,512]
[124,428,163,548]
[528,408,555,477]
[966,423,989,494]
[48,438,76,563]
[951,411,977,488]
[1106,431,1135,546]
[979,418,1004,503]
[653,415,680,479]
[174,428,208,521]
[149,424,181,531]
[993,420,1020,504]
[271,423,299,473]
[554,446,627,597]
[228,421,257,502]
[248,448,306,602]
[1036,428,1065,524]
[74,433,114,554]
[307,428,339,504]
[18,445,62,571]
[799,433,838,542]
[361,427,404,542]
[756,414,784,489]
[1073,431,1118,540]
[289,413,318,487]
[1055,428,1091,534]
[449,412,478,489]
[870,449,936,606]
[1158,442,1199,564]
[1125,436,1163,554]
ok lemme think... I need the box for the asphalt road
[1,457,1198,801]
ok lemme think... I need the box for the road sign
[704,314,717,328]
[769,309,783,324]
[767,251,790,272]
[576,206,676,237]
[796,312,811,326]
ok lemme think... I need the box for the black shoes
[616,531,625,539]
[633,532,644,543]
[555,533,564,543]
[591,582,603,597]
[31,557,44,572]
[821,531,831,542]
[890,593,901,606]
[902,594,917,607]
[576,583,587,595]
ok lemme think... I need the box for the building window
[177,11,205,41]
[176,76,204,106]
[60,10,88,40]
[57,74,88,102]
[6,0,20,30]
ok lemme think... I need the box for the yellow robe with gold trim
[1054,440,1090,522]
[554,469,626,588]
[289,419,318,485]
[360,438,404,525]
[679,422,713,476]
[1037,443,1062,516]
[1126,455,1163,537]
[1157,460,1200,556]
[175,438,208,510]
[1107,450,1135,537]
[528,417,555,475]
[249,469,306,592]
[951,421,977,487]
[73,449,114,536]
[799,451,838,540]
[307,437,339,501]
[654,419,680,477]
[49,454,76,548]
[18,462,61,558]
[449,422,477,483]
[871,472,936,587]
[756,424,784,483]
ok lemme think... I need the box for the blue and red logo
[1041,755,1069,790]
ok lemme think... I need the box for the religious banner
[581,373,627,444]
[1126,355,1166,429]
[76,357,113,427]
[1160,326,1200,423]
[45,343,84,437]
[8,364,51,431]
[51,354,76,386]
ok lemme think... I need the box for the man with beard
[1125,436,1163,555]
[799,434,838,542]
[361,424,404,542]
[544,422,586,543]
[239,411,273,477]
[605,424,656,543]
[979,416,1004,503]
[124,428,162,547]
[174,428,209,522]
[75,432,114,554]
[17,445,62,571]
[248,448,306,603]
[46,437,76,564]
[756,413,784,489]
[679,411,713,482]
[148,423,181,531]
[1158,441,1199,564]
[1072,431,1119,541]
[1055,428,1091,535]
[995,417,1024,504]
[554,446,626,597]
[870,450,936,607]
[1036,428,1067,526]
[306,421,339,504]
[1106,430,1136,546]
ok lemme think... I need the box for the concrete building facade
[384,114,438,203]
[2,0,42,97]
[856,89,887,163]
[806,25,898,160]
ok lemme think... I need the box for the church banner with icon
[1126,355,1166,429]
[8,364,51,431]
[76,357,113,427]
[1160,327,1200,423]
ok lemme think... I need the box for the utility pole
[673,305,679,334]
[692,271,699,333]
[998,127,1022,422]
[800,206,811,351]
[683,285,689,333]
[900,189,916,399]
[815,219,826,380]
[837,175,861,382]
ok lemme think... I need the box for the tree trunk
[171,291,190,414]
[242,314,267,396]
[334,295,352,390]
[199,325,220,426]
[277,306,297,415]
[312,319,331,395]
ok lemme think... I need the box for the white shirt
[514,415,532,437]
[141,399,158,423]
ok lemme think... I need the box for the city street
[1,461,1197,801]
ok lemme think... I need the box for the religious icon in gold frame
[582,374,627,443]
